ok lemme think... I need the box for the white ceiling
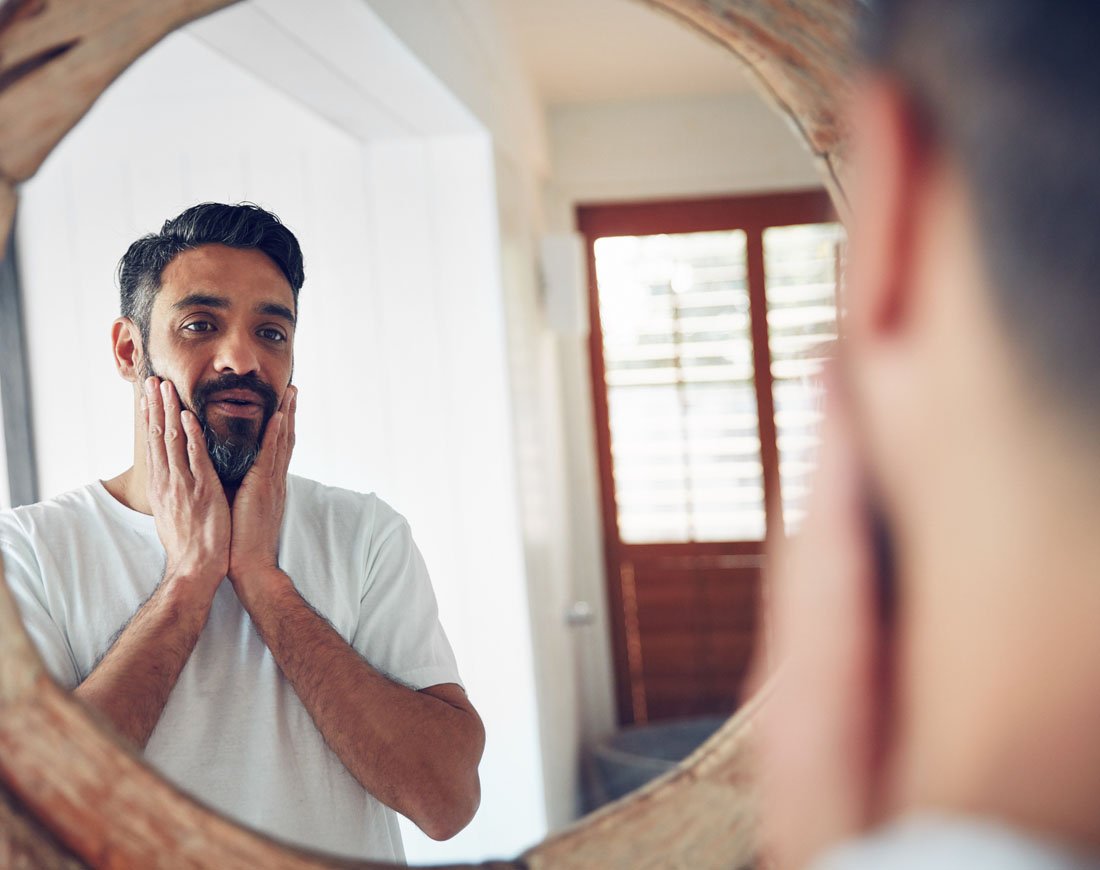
[488,0,755,107]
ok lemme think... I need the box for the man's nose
[213,329,261,375]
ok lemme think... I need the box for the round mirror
[0,1,855,867]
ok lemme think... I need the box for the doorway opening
[579,190,842,725]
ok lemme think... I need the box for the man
[0,203,484,862]
[754,1,1100,868]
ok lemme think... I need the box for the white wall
[361,135,547,862]
[544,91,824,229]
[363,0,594,833]
[14,5,547,864]
[361,0,549,176]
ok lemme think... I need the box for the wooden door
[579,190,841,725]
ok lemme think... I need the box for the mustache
[191,372,279,421]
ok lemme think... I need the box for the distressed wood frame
[0,0,856,866]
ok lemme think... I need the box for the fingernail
[160,381,170,397]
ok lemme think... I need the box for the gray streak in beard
[203,424,260,486]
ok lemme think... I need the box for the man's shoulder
[287,474,387,513]
[284,475,408,537]
[0,482,109,540]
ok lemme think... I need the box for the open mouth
[207,390,265,417]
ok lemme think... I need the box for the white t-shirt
[812,815,1100,870]
[0,475,462,863]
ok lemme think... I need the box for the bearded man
[0,202,484,863]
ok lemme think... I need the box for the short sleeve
[351,516,462,692]
[0,526,81,688]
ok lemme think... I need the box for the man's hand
[73,377,231,748]
[144,376,230,591]
[228,385,296,590]
[751,374,890,870]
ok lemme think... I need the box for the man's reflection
[0,202,484,862]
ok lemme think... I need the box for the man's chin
[205,435,261,486]
[199,416,266,485]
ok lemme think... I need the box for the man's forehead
[155,244,296,314]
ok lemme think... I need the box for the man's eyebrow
[172,293,229,311]
[171,293,296,326]
[256,302,297,325]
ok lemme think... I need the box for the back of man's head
[862,0,1100,419]
[756,10,1100,868]
[117,202,305,344]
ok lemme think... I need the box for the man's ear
[843,76,933,343]
[112,317,144,383]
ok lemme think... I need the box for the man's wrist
[230,565,294,612]
[156,569,222,625]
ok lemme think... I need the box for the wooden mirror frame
[0,1,856,866]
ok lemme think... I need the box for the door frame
[578,189,834,724]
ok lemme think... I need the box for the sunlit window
[595,230,765,543]
[764,222,843,534]
[593,220,843,543]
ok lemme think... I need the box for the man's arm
[228,387,484,840]
[237,570,484,840]
[75,378,229,748]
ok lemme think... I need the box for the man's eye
[183,320,214,333]
[259,328,287,342]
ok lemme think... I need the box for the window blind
[763,222,843,534]
[595,231,765,543]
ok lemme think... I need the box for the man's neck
[887,402,1100,850]
[102,468,147,514]
[102,467,238,513]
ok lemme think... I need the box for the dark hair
[861,1,1100,416]
[117,202,305,343]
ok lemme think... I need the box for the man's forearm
[74,575,214,749]
[236,569,484,840]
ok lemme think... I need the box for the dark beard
[142,362,279,486]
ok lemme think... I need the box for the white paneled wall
[364,0,592,833]
[362,136,547,861]
[15,15,545,866]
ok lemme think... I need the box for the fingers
[256,386,298,479]
[276,386,297,477]
[252,408,285,479]
[144,377,168,479]
[287,386,297,459]
[160,380,191,481]
[181,409,216,484]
